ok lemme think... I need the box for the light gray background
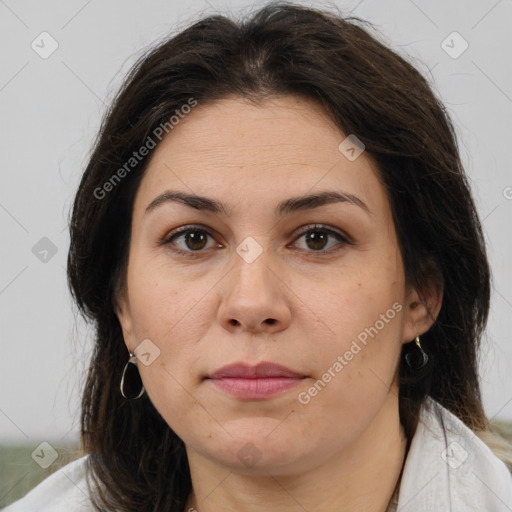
[1,0,511,444]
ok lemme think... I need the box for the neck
[184,391,407,512]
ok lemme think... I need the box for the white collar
[396,397,512,511]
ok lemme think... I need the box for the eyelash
[161,223,353,257]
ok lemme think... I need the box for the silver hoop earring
[120,353,145,399]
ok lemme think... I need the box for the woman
[6,2,512,511]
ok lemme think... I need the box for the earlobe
[402,283,443,343]
[114,295,135,351]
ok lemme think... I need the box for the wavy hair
[67,2,512,510]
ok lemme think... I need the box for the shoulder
[396,397,512,511]
[3,455,95,512]
[421,397,511,479]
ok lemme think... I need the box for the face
[116,95,435,475]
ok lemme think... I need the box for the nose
[217,246,292,335]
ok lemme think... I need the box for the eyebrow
[145,189,371,217]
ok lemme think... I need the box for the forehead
[134,95,388,221]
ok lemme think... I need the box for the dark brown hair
[67,2,506,510]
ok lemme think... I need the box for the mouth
[205,362,308,400]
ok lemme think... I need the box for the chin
[208,445,305,475]
[192,428,310,475]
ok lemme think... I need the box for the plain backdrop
[0,0,511,445]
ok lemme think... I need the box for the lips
[207,362,305,379]
[206,362,307,400]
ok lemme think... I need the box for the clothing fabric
[4,397,512,511]
[393,397,512,511]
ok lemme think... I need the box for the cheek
[308,266,404,401]
[137,357,216,451]
[125,254,201,338]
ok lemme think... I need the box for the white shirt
[4,397,512,511]
[394,397,512,511]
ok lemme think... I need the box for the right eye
[162,225,221,256]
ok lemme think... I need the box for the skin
[116,94,443,512]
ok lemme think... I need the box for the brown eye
[164,227,216,253]
[163,223,352,257]
[304,230,329,251]
[293,225,352,253]
[181,230,209,251]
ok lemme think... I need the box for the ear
[402,262,444,344]
[114,289,136,353]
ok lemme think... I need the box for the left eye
[293,225,351,252]
[163,224,351,255]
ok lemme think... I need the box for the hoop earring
[120,353,145,399]
[405,335,429,370]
